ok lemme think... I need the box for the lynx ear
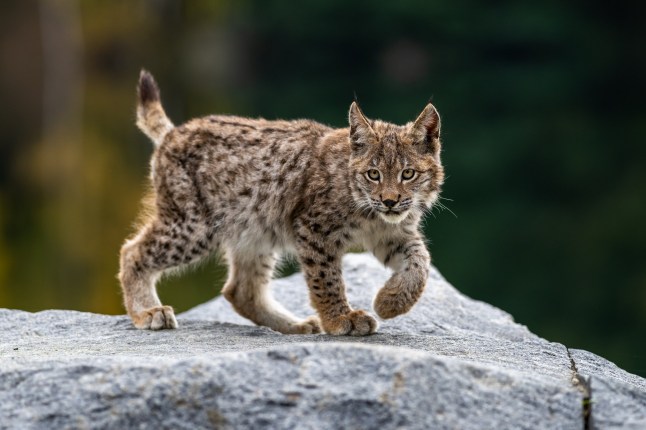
[408,103,441,157]
[349,101,377,152]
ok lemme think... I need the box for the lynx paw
[131,306,178,330]
[373,286,417,319]
[323,310,378,336]
[290,315,322,334]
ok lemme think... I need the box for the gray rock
[0,253,643,429]
[570,349,646,430]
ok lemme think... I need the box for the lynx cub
[119,70,444,336]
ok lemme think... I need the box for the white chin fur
[379,211,409,224]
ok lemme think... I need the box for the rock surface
[1,253,644,429]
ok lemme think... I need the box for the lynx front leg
[297,249,378,336]
[372,233,430,319]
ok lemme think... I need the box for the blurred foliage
[0,1,644,376]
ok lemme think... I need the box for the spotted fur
[119,70,445,335]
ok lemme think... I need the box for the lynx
[119,70,444,336]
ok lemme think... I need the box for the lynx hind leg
[119,218,215,330]
[222,251,321,334]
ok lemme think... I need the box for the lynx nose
[383,199,397,208]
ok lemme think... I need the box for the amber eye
[366,169,381,181]
[402,168,416,180]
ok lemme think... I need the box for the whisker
[434,201,458,219]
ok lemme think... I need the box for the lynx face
[348,103,444,224]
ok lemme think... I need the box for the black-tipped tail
[138,69,160,105]
[135,69,173,147]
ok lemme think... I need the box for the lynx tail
[136,69,174,147]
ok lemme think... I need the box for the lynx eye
[366,169,381,182]
[401,168,416,181]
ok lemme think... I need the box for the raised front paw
[373,273,425,319]
[322,310,378,336]
[130,305,178,330]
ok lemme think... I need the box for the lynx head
[348,102,444,224]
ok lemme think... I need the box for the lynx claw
[131,305,178,330]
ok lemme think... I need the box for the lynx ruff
[119,70,445,336]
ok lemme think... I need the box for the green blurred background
[1,1,644,376]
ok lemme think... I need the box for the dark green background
[1,1,644,376]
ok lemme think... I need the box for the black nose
[383,199,397,208]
